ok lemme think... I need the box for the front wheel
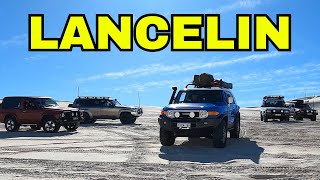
[43,118,60,133]
[230,115,240,138]
[311,115,316,121]
[120,113,136,124]
[160,128,175,146]
[64,122,80,131]
[263,116,268,122]
[83,113,93,124]
[5,117,20,132]
[213,120,227,148]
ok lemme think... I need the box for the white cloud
[78,51,291,82]
[113,79,189,93]
[210,0,262,14]
[0,34,27,47]
[24,55,46,61]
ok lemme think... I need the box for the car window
[2,98,21,109]
[176,90,223,103]
[25,99,37,110]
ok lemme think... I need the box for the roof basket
[185,73,233,89]
[263,96,284,100]
[78,96,111,99]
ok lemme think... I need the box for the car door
[20,98,42,124]
[225,92,236,126]
[100,100,119,118]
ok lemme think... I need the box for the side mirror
[228,97,234,104]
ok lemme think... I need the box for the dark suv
[0,96,82,132]
[158,73,240,148]
[293,100,318,121]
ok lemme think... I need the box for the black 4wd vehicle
[260,96,290,122]
[292,100,318,121]
[158,73,240,148]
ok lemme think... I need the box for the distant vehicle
[0,96,82,133]
[260,96,290,122]
[291,100,318,121]
[158,73,240,148]
[70,96,143,124]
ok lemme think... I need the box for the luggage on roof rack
[188,73,233,89]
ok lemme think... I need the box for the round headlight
[61,113,65,118]
[167,110,174,118]
[281,110,284,113]
[199,110,208,119]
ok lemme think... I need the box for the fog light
[189,112,195,118]
[204,121,208,125]
[174,112,180,118]
[163,121,167,125]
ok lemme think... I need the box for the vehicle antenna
[78,87,80,98]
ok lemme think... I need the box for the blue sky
[0,0,319,107]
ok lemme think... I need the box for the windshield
[111,100,121,106]
[175,90,223,104]
[264,100,285,107]
[302,104,312,109]
[34,98,58,107]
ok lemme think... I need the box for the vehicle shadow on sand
[159,138,264,164]
[81,122,142,127]
[0,130,77,139]
[267,119,303,124]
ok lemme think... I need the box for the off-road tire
[5,116,20,132]
[230,115,240,138]
[120,113,136,124]
[43,118,60,133]
[160,127,175,146]
[260,114,263,121]
[311,115,316,121]
[296,115,303,120]
[284,116,290,122]
[30,125,41,130]
[263,115,268,122]
[64,122,80,131]
[83,112,92,124]
[213,119,227,148]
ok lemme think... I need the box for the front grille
[64,111,78,118]
[172,111,200,118]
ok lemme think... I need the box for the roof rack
[263,95,284,99]
[185,73,233,89]
[78,96,111,99]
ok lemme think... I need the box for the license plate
[307,113,313,115]
[177,123,191,129]
[275,114,281,116]
[73,117,78,120]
